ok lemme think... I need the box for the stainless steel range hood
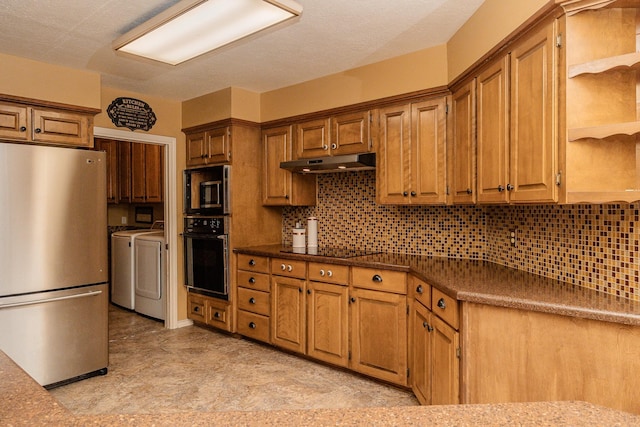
[280,153,375,173]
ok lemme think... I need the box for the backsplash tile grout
[282,171,639,301]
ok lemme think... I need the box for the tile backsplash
[283,171,639,301]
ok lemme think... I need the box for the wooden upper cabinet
[131,142,164,203]
[94,138,118,204]
[118,141,132,203]
[0,98,97,148]
[262,125,316,206]
[509,20,558,203]
[477,55,510,204]
[378,97,447,205]
[450,80,476,204]
[295,110,372,159]
[185,126,230,167]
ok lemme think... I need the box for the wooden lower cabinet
[187,292,232,332]
[307,281,349,367]
[350,287,408,386]
[271,275,306,353]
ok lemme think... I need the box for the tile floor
[49,305,418,415]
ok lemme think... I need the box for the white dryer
[111,229,160,310]
[134,231,166,320]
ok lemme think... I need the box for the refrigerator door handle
[0,290,103,309]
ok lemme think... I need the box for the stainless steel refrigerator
[0,142,109,388]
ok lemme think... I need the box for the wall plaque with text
[107,97,157,131]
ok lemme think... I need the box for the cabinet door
[262,125,316,206]
[131,142,147,203]
[204,126,230,164]
[118,141,132,203]
[271,276,306,354]
[350,288,408,386]
[295,118,331,159]
[0,102,29,141]
[94,138,118,204]
[477,56,510,204]
[377,104,411,204]
[411,300,432,405]
[510,21,557,203]
[412,98,447,205]
[450,80,476,204]
[331,110,371,155]
[307,281,349,367]
[185,131,207,167]
[431,315,460,405]
[31,108,92,148]
[144,144,164,203]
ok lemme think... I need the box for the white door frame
[94,126,182,329]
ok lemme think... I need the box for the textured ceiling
[0,0,484,101]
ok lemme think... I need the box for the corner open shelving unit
[563,0,640,203]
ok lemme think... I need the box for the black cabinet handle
[372,274,383,283]
[410,191,416,197]
[248,277,256,284]
[437,298,446,309]
[416,285,423,294]
[249,259,256,266]
[466,188,472,195]
[507,183,514,191]
[498,185,505,192]
[19,126,27,132]
[249,322,256,329]
[34,128,42,134]
[307,289,311,295]
[403,191,408,196]
[350,297,356,303]
[213,311,221,318]
[423,321,434,332]
[298,287,303,293]
[193,306,200,313]
[249,297,256,304]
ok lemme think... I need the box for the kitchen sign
[107,97,157,131]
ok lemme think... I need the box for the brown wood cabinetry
[377,96,448,205]
[271,275,306,353]
[262,125,316,206]
[0,97,98,148]
[94,138,118,204]
[236,254,271,343]
[131,142,164,203]
[187,292,232,332]
[185,126,230,167]
[450,80,476,204]
[295,110,372,159]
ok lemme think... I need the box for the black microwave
[184,165,231,215]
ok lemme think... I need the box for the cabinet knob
[287,264,293,272]
[498,185,505,192]
[327,270,333,277]
[307,289,312,295]
[403,191,408,197]
[249,259,256,266]
[320,269,325,277]
[350,297,356,303]
[34,128,42,134]
[466,188,473,195]
[322,144,328,150]
[507,183,514,191]
[19,126,27,132]
[411,191,416,197]
[248,277,256,284]
[193,306,200,313]
[331,143,337,150]
[416,285,423,294]
[281,264,286,271]
[423,321,434,332]
[298,287,303,293]
[249,322,256,329]
[372,274,383,283]
[213,311,221,318]
[437,298,447,310]
[249,297,256,304]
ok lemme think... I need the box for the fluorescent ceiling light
[113,0,302,65]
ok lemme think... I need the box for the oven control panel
[184,216,227,235]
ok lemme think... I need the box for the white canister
[307,217,318,248]
[292,224,306,248]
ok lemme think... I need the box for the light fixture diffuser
[113,0,302,65]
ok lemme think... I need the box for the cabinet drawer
[237,287,270,316]
[409,275,431,309]
[237,270,270,292]
[432,288,459,330]
[271,258,306,279]
[237,310,270,343]
[207,298,232,332]
[237,254,269,273]
[187,294,206,323]
[308,262,349,285]
[352,267,407,294]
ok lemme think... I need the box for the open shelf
[568,120,640,141]
[568,51,640,78]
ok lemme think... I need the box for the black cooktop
[280,247,380,258]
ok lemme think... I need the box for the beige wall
[0,52,101,108]
[447,0,553,82]
[182,87,261,128]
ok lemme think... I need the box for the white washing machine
[134,231,166,320]
[111,229,161,310]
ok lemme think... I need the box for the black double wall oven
[183,166,230,300]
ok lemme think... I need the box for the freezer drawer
[0,283,108,387]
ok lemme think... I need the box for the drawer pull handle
[320,269,325,277]
[287,264,293,272]
[416,285,423,294]
[249,259,256,266]
[34,128,42,134]
[281,264,286,271]
[437,298,446,310]
[249,322,256,329]
[248,277,256,284]
[372,274,383,283]
[350,297,356,303]
[307,289,312,295]
[193,306,200,313]
[19,126,27,132]
[213,311,221,319]
[423,321,434,332]
[249,297,256,304]
[327,270,333,277]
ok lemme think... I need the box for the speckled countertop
[2,351,640,426]
[235,245,640,326]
